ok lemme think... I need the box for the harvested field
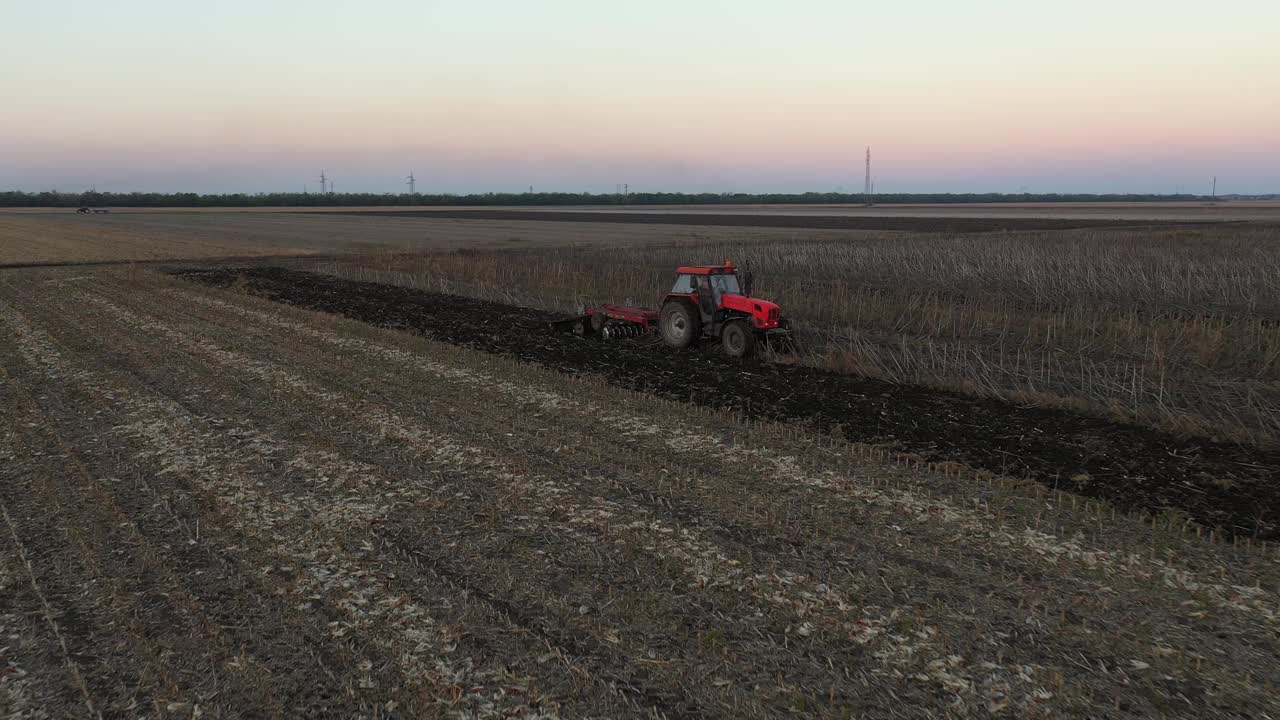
[3,266,1280,718]
[321,209,1200,233]
[179,267,1280,541]
[0,211,867,266]
[8,199,1280,222]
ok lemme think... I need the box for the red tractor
[564,259,789,358]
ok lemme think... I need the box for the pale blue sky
[2,0,1277,193]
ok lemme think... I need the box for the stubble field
[2,208,1279,718]
[0,212,866,266]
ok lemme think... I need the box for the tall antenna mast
[406,170,416,194]
[1212,176,1217,199]
[863,147,873,206]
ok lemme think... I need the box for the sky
[2,0,1278,195]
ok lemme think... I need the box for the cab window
[670,274,696,293]
[709,274,740,298]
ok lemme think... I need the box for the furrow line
[0,504,99,720]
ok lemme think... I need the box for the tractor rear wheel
[721,320,756,358]
[659,300,701,349]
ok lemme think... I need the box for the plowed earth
[179,267,1280,541]
[3,268,1279,718]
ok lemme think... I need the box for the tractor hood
[722,294,783,329]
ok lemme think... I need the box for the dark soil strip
[317,209,1221,233]
[176,267,1280,540]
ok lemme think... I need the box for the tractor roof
[676,260,737,275]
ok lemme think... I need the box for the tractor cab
[669,264,743,315]
[659,259,786,356]
[666,260,779,325]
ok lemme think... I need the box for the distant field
[6,199,1280,221]
[6,202,1272,267]
[549,200,1280,222]
[325,209,1193,233]
[0,211,855,265]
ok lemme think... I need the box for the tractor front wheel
[659,300,701,349]
[721,320,756,358]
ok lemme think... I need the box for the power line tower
[863,147,873,206]
[1212,176,1217,199]
[406,170,416,194]
[318,171,328,194]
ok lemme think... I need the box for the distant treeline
[1,190,1209,208]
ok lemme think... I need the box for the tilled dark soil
[317,209,1207,233]
[178,267,1280,539]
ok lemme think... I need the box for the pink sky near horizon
[2,0,1277,194]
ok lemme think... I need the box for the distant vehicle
[76,207,111,214]
[76,207,90,213]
